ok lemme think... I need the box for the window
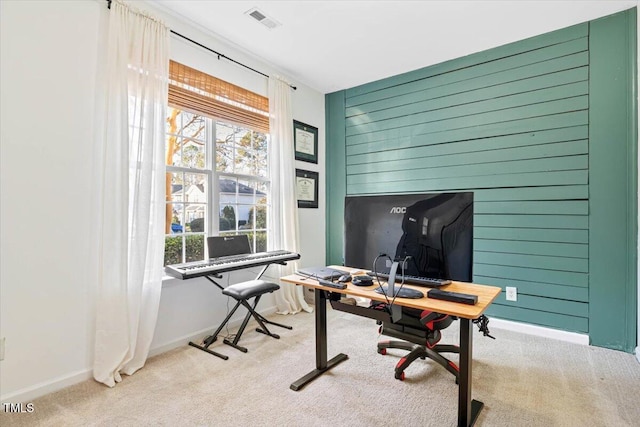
[164,112,270,265]
[164,110,209,265]
[164,61,270,266]
[215,123,269,254]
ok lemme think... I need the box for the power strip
[427,288,477,305]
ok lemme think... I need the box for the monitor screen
[344,192,473,281]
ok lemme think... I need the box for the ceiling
[152,0,637,94]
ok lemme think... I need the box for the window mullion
[210,119,219,239]
[181,172,187,263]
[166,165,208,174]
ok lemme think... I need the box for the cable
[388,256,412,307]
[473,315,495,339]
[371,253,391,306]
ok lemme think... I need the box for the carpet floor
[2,306,639,426]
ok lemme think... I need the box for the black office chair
[374,303,460,382]
[374,200,476,381]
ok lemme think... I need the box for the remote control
[427,288,477,305]
[318,278,347,290]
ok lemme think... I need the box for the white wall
[0,0,326,402]
[0,0,103,402]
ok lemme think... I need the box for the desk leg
[290,289,348,391]
[458,318,483,427]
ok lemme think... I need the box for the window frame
[164,112,270,265]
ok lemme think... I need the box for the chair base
[190,281,292,358]
[223,311,292,352]
[188,340,229,360]
[377,340,460,381]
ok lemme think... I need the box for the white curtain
[268,76,312,314]
[93,0,169,387]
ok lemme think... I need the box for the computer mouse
[338,274,352,283]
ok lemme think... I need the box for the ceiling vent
[245,7,281,29]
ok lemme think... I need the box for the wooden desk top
[281,266,501,320]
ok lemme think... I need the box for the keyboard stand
[188,261,292,359]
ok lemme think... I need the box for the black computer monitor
[344,192,473,281]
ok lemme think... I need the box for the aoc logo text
[389,207,406,214]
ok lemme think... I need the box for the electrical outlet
[506,287,517,302]
[0,337,5,361]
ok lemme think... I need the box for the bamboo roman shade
[168,60,269,133]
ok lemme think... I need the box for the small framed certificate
[296,169,319,208]
[293,120,318,164]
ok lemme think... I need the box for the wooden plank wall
[342,23,590,332]
[588,10,637,350]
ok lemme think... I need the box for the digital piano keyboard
[165,250,300,280]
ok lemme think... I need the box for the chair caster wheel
[395,371,405,381]
[378,348,386,355]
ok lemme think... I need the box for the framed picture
[296,169,319,208]
[293,120,318,164]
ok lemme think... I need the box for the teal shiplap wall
[325,9,637,351]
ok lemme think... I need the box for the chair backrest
[441,202,473,281]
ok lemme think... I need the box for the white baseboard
[0,368,93,404]
[1,305,279,404]
[488,317,589,346]
[635,346,640,364]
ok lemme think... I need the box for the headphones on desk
[352,275,373,286]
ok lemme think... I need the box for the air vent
[249,10,266,21]
[245,7,281,29]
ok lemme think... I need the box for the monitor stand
[374,260,423,299]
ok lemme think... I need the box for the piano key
[165,250,300,279]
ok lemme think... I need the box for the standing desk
[281,266,501,427]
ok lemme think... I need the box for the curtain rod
[106,0,297,90]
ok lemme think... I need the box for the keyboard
[166,250,300,279]
[366,271,451,287]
